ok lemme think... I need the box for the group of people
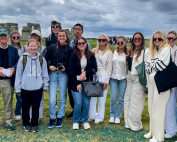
[0,21,176,142]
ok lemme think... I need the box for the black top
[68,52,97,92]
[0,48,9,79]
[45,44,73,72]
[45,33,57,48]
[127,57,133,71]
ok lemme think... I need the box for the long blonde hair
[149,30,169,59]
[9,30,23,49]
[93,34,112,57]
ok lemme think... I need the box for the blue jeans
[110,78,127,118]
[49,71,68,119]
[15,94,22,116]
[71,84,91,123]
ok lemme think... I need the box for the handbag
[154,48,177,94]
[135,49,147,86]
[83,70,104,97]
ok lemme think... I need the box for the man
[67,23,91,119]
[45,21,61,48]
[0,29,19,130]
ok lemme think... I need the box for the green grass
[0,40,176,141]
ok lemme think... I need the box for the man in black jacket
[45,21,61,48]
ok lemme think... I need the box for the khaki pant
[148,76,170,141]
[0,79,14,124]
[124,73,146,130]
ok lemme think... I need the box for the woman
[9,30,26,121]
[88,34,112,124]
[124,32,149,131]
[68,37,97,130]
[164,31,177,139]
[109,36,127,124]
[144,30,171,142]
[15,39,49,132]
[45,29,73,128]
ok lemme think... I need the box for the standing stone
[22,26,30,40]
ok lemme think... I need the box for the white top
[172,45,177,65]
[111,50,127,80]
[95,50,112,84]
[80,55,87,73]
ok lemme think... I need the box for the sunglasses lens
[102,39,106,42]
[12,37,15,40]
[98,39,101,42]
[117,42,120,45]
[158,38,162,41]
[153,38,157,41]
[17,36,20,39]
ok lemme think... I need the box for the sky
[0,0,177,38]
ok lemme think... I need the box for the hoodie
[15,52,49,94]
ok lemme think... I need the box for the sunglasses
[78,42,85,46]
[117,42,124,45]
[133,38,142,42]
[167,37,177,41]
[52,26,59,29]
[12,36,20,40]
[153,38,163,42]
[98,39,106,42]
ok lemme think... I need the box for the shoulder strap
[143,48,146,62]
[23,55,27,73]
[39,56,43,69]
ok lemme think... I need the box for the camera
[56,62,63,70]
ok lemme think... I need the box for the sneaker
[67,111,73,119]
[82,123,90,129]
[149,136,157,142]
[114,118,120,124]
[32,126,39,132]
[24,125,31,132]
[5,123,15,131]
[125,125,129,129]
[15,115,21,121]
[55,118,63,128]
[144,132,152,139]
[48,119,56,129]
[109,117,114,123]
[73,123,79,130]
[165,133,176,138]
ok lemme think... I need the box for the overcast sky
[0,0,177,38]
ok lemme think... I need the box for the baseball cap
[0,29,8,35]
[31,30,42,37]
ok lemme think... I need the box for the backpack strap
[39,55,43,69]
[23,55,27,73]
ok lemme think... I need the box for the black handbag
[154,48,177,94]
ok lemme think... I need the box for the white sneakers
[83,123,90,129]
[109,117,120,124]
[15,115,21,121]
[164,133,176,138]
[73,123,79,130]
[149,136,157,142]
[144,132,152,139]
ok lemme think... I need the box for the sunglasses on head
[153,38,163,42]
[52,25,59,29]
[133,37,142,42]
[117,42,124,45]
[167,37,177,41]
[12,36,20,40]
[98,39,106,42]
[77,42,85,46]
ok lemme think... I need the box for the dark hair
[73,37,93,59]
[127,32,145,61]
[51,20,62,29]
[57,29,70,45]
[117,36,128,55]
[73,23,83,31]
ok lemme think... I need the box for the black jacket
[68,52,97,92]
[45,44,73,72]
[45,33,57,48]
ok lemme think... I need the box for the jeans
[71,84,91,123]
[15,94,22,116]
[49,71,68,119]
[110,78,127,118]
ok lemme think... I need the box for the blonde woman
[144,30,171,142]
[89,34,112,124]
[124,32,149,131]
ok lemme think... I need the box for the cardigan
[68,52,97,92]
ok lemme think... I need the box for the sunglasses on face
[77,42,85,46]
[117,42,124,45]
[12,36,20,40]
[52,26,59,29]
[133,38,142,42]
[167,37,177,41]
[153,38,163,42]
[98,39,106,42]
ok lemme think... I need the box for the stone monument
[63,27,75,41]
[0,23,18,34]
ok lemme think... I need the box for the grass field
[0,40,176,142]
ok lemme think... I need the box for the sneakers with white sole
[82,123,90,129]
[144,132,152,139]
[164,133,176,138]
[73,123,79,130]
[15,115,21,121]
[149,136,157,142]
[114,118,120,124]
[109,117,114,123]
